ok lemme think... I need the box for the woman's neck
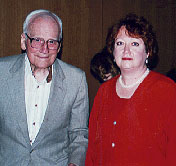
[116,67,150,99]
[120,67,148,86]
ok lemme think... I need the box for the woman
[90,47,119,83]
[86,14,176,166]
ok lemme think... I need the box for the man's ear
[57,42,61,53]
[21,33,26,50]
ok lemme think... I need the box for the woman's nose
[124,44,130,54]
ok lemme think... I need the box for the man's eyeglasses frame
[25,33,61,50]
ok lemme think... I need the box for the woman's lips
[122,57,132,60]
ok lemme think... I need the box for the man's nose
[40,42,49,54]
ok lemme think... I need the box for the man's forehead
[28,15,60,36]
[30,15,57,26]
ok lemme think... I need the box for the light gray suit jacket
[0,54,89,166]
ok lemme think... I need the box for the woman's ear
[21,33,26,50]
[147,52,149,58]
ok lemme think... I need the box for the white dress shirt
[25,55,52,144]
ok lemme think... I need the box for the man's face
[21,16,60,69]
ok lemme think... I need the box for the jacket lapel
[7,54,31,147]
[32,59,66,148]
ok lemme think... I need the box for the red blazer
[86,71,176,166]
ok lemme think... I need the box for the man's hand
[68,164,76,166]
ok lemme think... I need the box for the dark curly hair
[106,13,159,69]
[90,48,120,83]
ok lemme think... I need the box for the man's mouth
[36,55,49,59]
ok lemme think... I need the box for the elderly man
[0,9,89,166]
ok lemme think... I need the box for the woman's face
[113,26,148,72]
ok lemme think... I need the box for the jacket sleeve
[165,87,176,166]
[68,72,89,166]
[85,86,103,166]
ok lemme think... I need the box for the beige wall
[0,0,176,109]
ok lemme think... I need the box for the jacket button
[112,143,115,147]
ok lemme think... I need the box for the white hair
[23,9,62,41]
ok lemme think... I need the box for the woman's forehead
[116,26,142,40]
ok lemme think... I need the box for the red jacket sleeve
[165,90,176,165]
[85,86,103,166]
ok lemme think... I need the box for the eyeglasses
[25,33,60,50]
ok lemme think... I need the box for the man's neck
[30,65,51,83]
